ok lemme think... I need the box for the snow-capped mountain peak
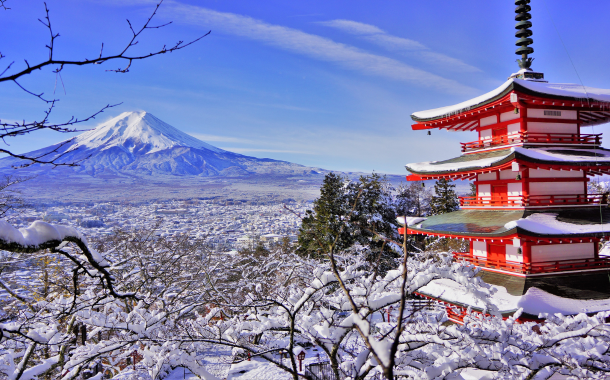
[0,111,325,178]
[70,111,223,155]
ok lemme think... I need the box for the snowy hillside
[0,111,326,177]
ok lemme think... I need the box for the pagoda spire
[509,0,545,81]
[515,0,534,70]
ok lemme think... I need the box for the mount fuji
[0,111,325,178]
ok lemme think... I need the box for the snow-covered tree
[395,181,431,217]
[0,223,222,380]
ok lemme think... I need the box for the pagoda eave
[406,227,609,241]
[410,79,610,130]
[406,147,610,180]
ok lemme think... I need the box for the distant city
[8,199,308,252]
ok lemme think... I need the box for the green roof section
[409,208,610,238]
[409,210,524,237]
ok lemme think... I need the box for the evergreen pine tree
[425,178,464,252]
[297,173,353,257]
[429,178,459,215]
[469,182,477,197]
[297,172,399,269]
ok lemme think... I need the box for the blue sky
[2,0,610,174]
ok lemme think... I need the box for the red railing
[461,132,602,152]
[459,194,605,208]
[453,251,610,274]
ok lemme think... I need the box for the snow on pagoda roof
[419,279,610,315]
[504,212,610,235]
[406,147,610,175]
[411,78,610,121]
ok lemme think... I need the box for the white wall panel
[506,245,523,262]
[478,173,497,181]
[478,184,491,197]
[499,170,517,180]
[507,183,522,196]
[529,182,584,195]
[527,122,577,134]
[529,169,583,178]
[531,243,594,262]
[473,241,487,257]
[480,115,498,127]
[507,122,521,135]
[501,112,520,122]
[480,129,492,140]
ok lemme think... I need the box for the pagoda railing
[461,132,602,152]
[459,194,605,208]
[453,251,610,274]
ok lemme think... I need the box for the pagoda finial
[509,0,545,81]
[515,0,534,70]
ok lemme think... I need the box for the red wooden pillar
[522,240,531,266]
[522,167,530,204]
[519,102,527,140]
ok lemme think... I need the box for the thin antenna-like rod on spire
[515,0,534,70]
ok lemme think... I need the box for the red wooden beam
[406,174,423,181]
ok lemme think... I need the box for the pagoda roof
[406,147,610,177]
[411,78,610,122]
[406,208,610,239]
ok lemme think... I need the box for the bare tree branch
[0,0,209,167]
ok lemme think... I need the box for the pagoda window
[528,109,578,120]
[472,241,487,258]
[531,243,594,262]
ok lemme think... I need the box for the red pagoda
[403,0,610,319]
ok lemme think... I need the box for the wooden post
[73,324,78,345]
[81,325,86,346]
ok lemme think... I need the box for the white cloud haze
[318,19,482,73]
[165,3,476,95]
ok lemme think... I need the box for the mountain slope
[0,111,325,177]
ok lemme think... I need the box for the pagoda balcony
[460,132,602,153]
[453,251,610,274]
[459,194,605,208]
